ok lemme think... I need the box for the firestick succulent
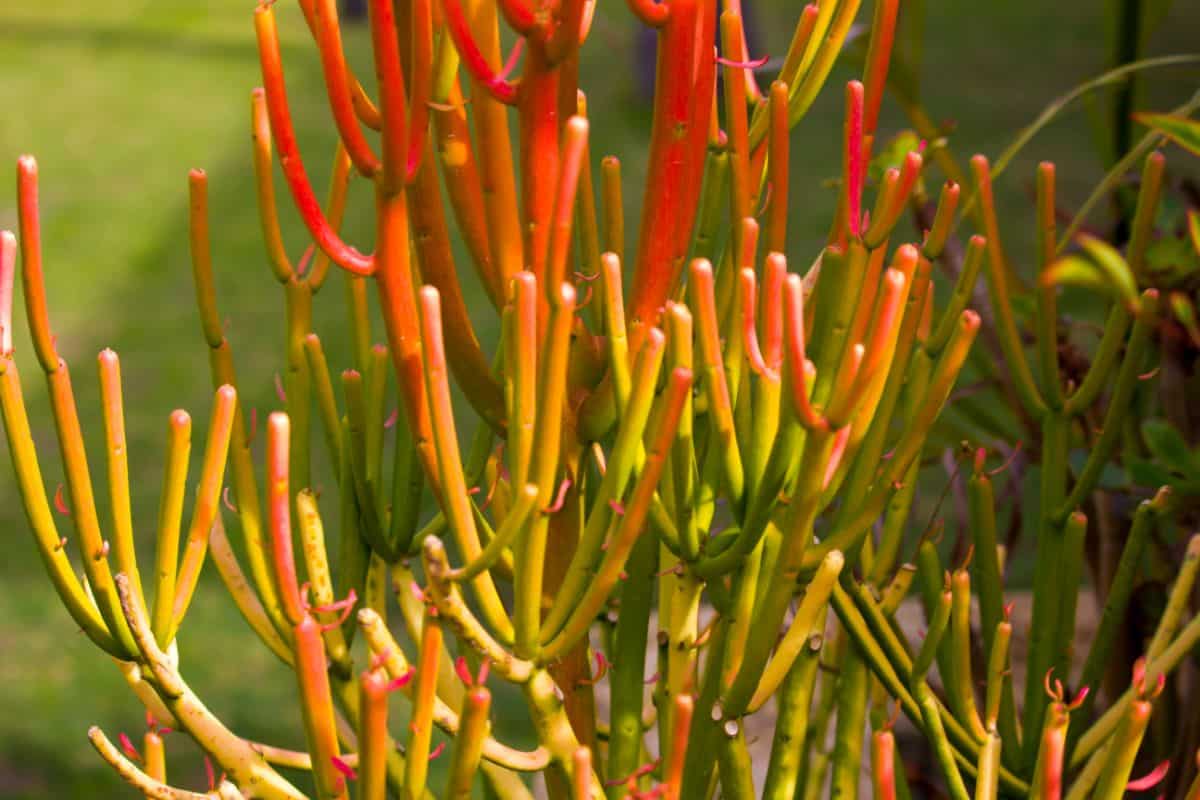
[3,0,1199,798]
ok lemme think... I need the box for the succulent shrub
[2,0,1199,798]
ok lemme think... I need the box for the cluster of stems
[3,0,1199,798]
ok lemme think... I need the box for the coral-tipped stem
[861,0,899,138]
[169,384,237,642]
[311,0,381,177]
[357,668,390,800]
[97,349,144,621]
[545,116,590,298]
[440,0,519,104]
[254,6,374,276]
[250,89,297,284]
[266,413,305,626]
[293,615,348,800]
[922,181,961,261]
[541,367,692,660]
[625,0,669,27]
[842,81,866,238]
[405,611,442,800]
[444,687,491,798]
[15,156,58,373]
[417,286,512,641]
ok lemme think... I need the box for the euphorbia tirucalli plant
[3,0,1200,798]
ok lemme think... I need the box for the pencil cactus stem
[358,607,551,772]
[545,116,590,296]
[748,3,818,148]
[826,260,911,428]
[309,144,354,292]
[254,7,374,276]
[1127,149,1165,283]
[0,360,122,655]
[422,536,534,684]
[970,733,1001,800]
[250,89,296,284]
[600,253,632,415]
[914,585,952,683]
[949,568,988,741]
[689,258,746,498]
[267,413,305,627]
[861,0,899,138]
[600,157,625,261]
[404,0,434,183]
[842,81,866,238]
[357,668,390,800]
[144,728,166,786]
[927,235,986,355]
[294,614,349,800]
[1144,533,1200,669]
[1063,301,1131,414]
[295,490,350,671]
[311,0,381,177]
[740,550,843,714]
[303,334,343,477]
[514,282,575,657]
[922,181,961,261]
[629,0,713,325]
[209,515,294,664]
[15,156,59,372]
[447,482,540,582]
[168,384,237,641]
[497,0,538,34]
[1029,700,1070,800]
[1054,288,1157,522]
[45,359,141,657]
[625,0,669,27]
[89,727,216,800]
[741,268,777,382]
[507,271,538,489]
[864,151,922,248]
[1091,693,1154,800]
[542,327,665,639]
[418,287,513,643]
[764,82,791,254]
[405,610,442,800]
[445,686,491,798]
[1073,607,1200,768]
[970,154,1046,418]
[1032,162,1065,411]
[782,272,826,432]
[721,10,753,225]
[97,350,144,620]
[871,726,897,800]
[541,367,691,662]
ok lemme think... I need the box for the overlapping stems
[6,0,1200,797]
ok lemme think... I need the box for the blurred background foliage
[0,0,1198,795]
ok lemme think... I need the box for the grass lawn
[1,0,1198,796]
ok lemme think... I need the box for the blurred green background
[0,1,1198,796]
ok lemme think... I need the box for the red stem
[266,413,305,626]
[254,7,375,276]
[441,0,520,104]
[625,0,669,27]
[843,80,866,239]
[518,45,562,321]
[628,0,714,325]
[405,0,435,183]
[312,0,381,176]
[498,0,539,35]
